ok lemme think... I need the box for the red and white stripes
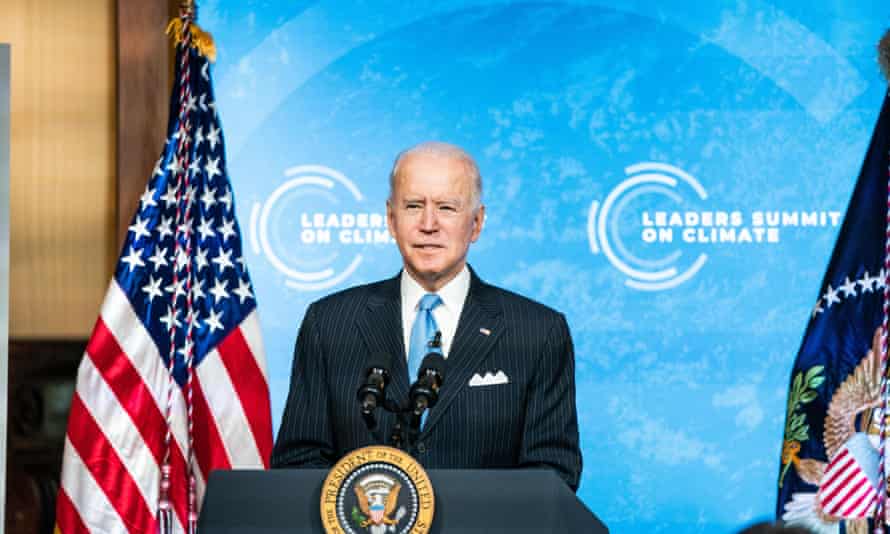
[56,282,271,533]
[820,443,878,519]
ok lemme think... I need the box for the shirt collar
[401,265,471,313]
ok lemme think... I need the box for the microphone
[408,353,446,425]
[357,352,392,429]
[429,331,442,350]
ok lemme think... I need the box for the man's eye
[439,205,457,212]
[405,203,422,209]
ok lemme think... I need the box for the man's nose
[419,205,438,232]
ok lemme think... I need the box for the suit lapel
[355,274,411,403]
[423,270,503,434]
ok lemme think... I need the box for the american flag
[776,90,890,533]
[55,14,272,534]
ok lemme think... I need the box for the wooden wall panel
[0,0,117,338]
[117,0,175,249]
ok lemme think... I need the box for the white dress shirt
[400,265,470,360]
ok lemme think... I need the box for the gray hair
[388,141,483,211]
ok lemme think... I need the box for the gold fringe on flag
[166,16,217,63]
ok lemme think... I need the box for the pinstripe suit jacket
[271,268,582,490]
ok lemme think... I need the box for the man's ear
[386,199,396,238]
[470,204,485,242]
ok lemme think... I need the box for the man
[271,142,582,490]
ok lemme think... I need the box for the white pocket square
[469,370,509,387]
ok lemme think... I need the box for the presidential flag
[776,72,890,533]
[55,11,272,533]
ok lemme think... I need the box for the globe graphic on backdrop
[212,2,880,531]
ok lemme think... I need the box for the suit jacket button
[417,442,426,453]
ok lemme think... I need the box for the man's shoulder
[309,277,395,311]
[480,279,564,321]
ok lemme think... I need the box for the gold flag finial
[166,0,217,62]
[179,0,195,16]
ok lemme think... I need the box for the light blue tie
[408,293,443,384]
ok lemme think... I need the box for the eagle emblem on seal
[321,446,432,534]
[782,327,885,534]
[353,474,404,531]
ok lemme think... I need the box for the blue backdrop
[201,2,890,531]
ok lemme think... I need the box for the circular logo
[588,162,709,291]
[320,446,434,534]
[249,165,392,292]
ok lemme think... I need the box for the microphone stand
[357,355,393,447]
[368,335,444,453]
[385,399,411,452]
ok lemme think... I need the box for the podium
[198,468,608,533]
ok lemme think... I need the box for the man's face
[387,152,485,292]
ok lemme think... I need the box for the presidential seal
[320,446,434,534]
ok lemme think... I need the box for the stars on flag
[205,156,221,180]
[166,156,183,176]
[183,184,198,208]
[159,306,182,331]
[129,216,152,241]
[185,93,197,114]
[822,285,840,309]
[111,59,253,373]
[177,338,195,361]
[160,184,178,208]
[838,276,857,298]
[142,276,164,303]
[218,218,236,242]
[148,247,168,270]
[189,155,203,178]
[212,248,234,273]
[219,187,232,212]
[858,270,880,294]
[121,246,145,272]
[195,247,209,272]
[174,247,190,271]
[206,125,221,151]
[209,278,229,304]
[176,220,193,239]
[140,187,158,210]
[200,186,217,210]
[233,279,253,304]
[157,216,174,240]
[197,217,215,241]
[120,177,252,347]
[204,308,224,333]
[175,124,191,147]
[191,279,205,302]
[153,157,165,177]
[165,278,187,299]
[812,268,887,318]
